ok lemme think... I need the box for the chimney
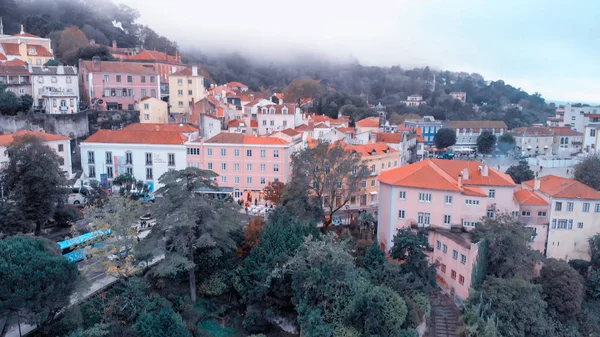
[89,39,95,46]
[481,160,489,177]
[458,174,463,189]
[462,168,470,180]
[57,64,64,74]
[0,16,3,35]
[534,174,541,190]
[20,24,24,34]
[192,65,198,77]
[112,40,117,49]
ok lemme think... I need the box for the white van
[67,186,89,205]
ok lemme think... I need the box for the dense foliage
[505,160,535,184]
[434,128,457,150]
[573,154,600,190]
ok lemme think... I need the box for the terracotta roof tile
[250,120,258,128]
[170,66,206,77]
[0,130,70,146]
[13,32,41,38]
[280,128,301,136]
[548,127,583,136]
[1,43,20,56]
[228,119,244,127]
[28,45,52,57]
[523,175,600,200]
[123,123,198,132]
[343,142,397,156]
[379,159,515,191]
[510,127,554,137]
[0,65,29,74]
[337,127,355,133]
[3,59,27,66]
[314,122,330,128]
[376,132,402,143]
[84,130,188,145]
[0,53,6,60]
[128,50,180,63]
[204,132,290,145]
[514,189,549,205]
[356,117,380,127]
[226,81,248,88]
[81,60,157,75]
[463,186,488,197]
[295,124,313,132]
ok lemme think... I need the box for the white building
[30,65,79,114]
[80,124,196,189]
[561,103,600,133]
[402,94,425,107]
[0,130,72,178]
[256,103,303,135]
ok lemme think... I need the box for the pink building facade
[514,188,550,254]
[186,133,293,201]
[79,58,160,110]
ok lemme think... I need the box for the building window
[521,211,531,217]
[370,179,376,187]
[451,270,456,280]
[398,210,405,219]
[187,90,192,95]
[188,79,192,84]
[459,275,465,285]
[234,163,240,171]
[144,113,150,120]
[445,195,452,204]
[274,150,279,158]
[246,149,252,157]
[221,163,227,171]
[442,244,447,253]
[87,151,95,164]
[452,250,458,259]
[418,192,432,202]
[141,89,147,97]
[145,153,152,165]
[444,215,451,225]
[567,202,574,212]
[234,149,240,157]
[260,150,266,158]
[207,163,213,170]
[274,164,279,172]
[488,189,495,199]
[187,148,200,155]
[260,164,266,172]
[537,211,547,217]
[234,176,240,184]
[146,168,153,180]
[555,202,562,211]
[262,120,267,126]
[463,220,477,227]
[105,151,112,164]
[583,203,590,212]
[58,144,64,152]
[125,151,132,164]
[126,167,133,175]
[441,264,446,273]
[207,148,213,156]
[151,89,156,97]
[461,254,467,265]
[436,240,442,250]
[417,212,431,225]
[270,120,275,126]
[51,76,57,83]
[221,176,227,184]
[578,222,584,229]
[260,177,266,184]
[399,191,406,200]
[247,176,252,184]
[116,75,121,82]
[361,180,367,188]
[178,89,183,96]
[144,103,150,110]
[88,166,96,178]
[127,75,132,82]
[370,164,376,173]
[568,219,573,229]
[595,203,600,212]
[107,166,113,178]
[178,101,184,107]
[247,164,252,171]
[141,76,146,83]
[168,153,175,166]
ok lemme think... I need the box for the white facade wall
[0,139,72,178]
[30,67,79,114]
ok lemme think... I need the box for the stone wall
[87,110,140,134]
[0,112,89,138]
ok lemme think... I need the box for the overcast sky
[119,0,599,104]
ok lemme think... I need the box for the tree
[350,286,408,336]
[0,200,27,236]
[505,160,534,184]
[0,87,20,115]
[497,133,516,153]
[236,216,265,258]
[133,295,191,337]
[112,173,137,194]
[44,59,60,66]
[19,94,33,112]
[282,79,324,103]
[458,294,501,337]
[471,214,539,279]
[589,234,600,269]
[146,168,241,303]
[389,228,437,289]
[1,134,68,235]
[76,46,115,62]
[289,141,369,227]
[433,128,457,150]
[476,131,496,154]
[538,258,584,323]
[473,277,550,337]
[57,26,89,64]
[263,181,285,205]
[0,236,80,329]
[574,155,600,190]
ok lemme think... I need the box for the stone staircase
[428,293,460,337]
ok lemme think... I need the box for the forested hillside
[1,0,557,128]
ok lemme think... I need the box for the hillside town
[1,6,600,337]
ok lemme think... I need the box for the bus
[194,186,234,202]
[57,228,113,262]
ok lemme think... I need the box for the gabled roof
[3,59,26,66]
[379,159,515,191]
[30,66,77,75]
[226,81,248,88]
[27,45,52,57]
[0,65,29,75]
[170,67,203,77]
[295,124,313,132]
[356,117,380,127]
[313,122,330,129]
[280,128,301,136]
[376,132,403,143]
[448,120,508,129]
[514,189,549,206]
[1,43,20,56]
[343,142,397,156]
[84,130,188,145]
[337,127,355,133]
[228,119,245,127]
[523,175,600,200]
[0,53,6,61]
[123,123,198,133]
[257,103,296,114]
[0,130,70,146]
[13,32,41,38]
[128,50,180,63]
[204,132,290,145]
[81,60,157,75]
[510,127,554,137]
[548,127,582,136]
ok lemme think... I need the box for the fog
[119,0,600,103]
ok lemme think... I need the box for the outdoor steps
[428,294,460,337]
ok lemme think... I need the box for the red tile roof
[3,59,27,66]
[376,132,402,143]
[258,103,297,115]
[337,127,355,133]
[81,60,158,75]
[226,81,248,88]
[463,186,488,197]
[0,53,6,61]
[379,159,515,191]
[312,114,346,125]
[13,32,41,38]
[343,142,397,156]
[84,130,188,145]
[280,128,301,136]
[356,117,380,127]
[295,124,313,132]
[0,65,29,75]
[228,119,244,127]
[250,120,258,128]
[514,189,549,206]
[123,123,198,133]
[313,122,330,128]
[28,45,52,57]
[523,175,600,200]
[548,127,583,136]
[128,50,180,63]
[170,67,205,77]
[510,127,554,137]
[1,43,20,56]
[0,130,70,146]
[204,132,290,145]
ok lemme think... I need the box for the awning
[370,191,378,195]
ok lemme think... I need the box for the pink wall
[518,204,550,254]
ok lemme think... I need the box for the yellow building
[168,66,205,114]
[0,25,54,65]
[139,97,169,124]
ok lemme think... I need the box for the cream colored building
[139,97,169,124]
[509,126,554,155]
[168,66,205,114]
[523,175,600,261]
[0,25,54,66]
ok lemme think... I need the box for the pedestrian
[245,207,248,215]
[567,169,569,175]
[498,165,500,170]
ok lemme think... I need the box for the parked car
[67,186,89,205]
